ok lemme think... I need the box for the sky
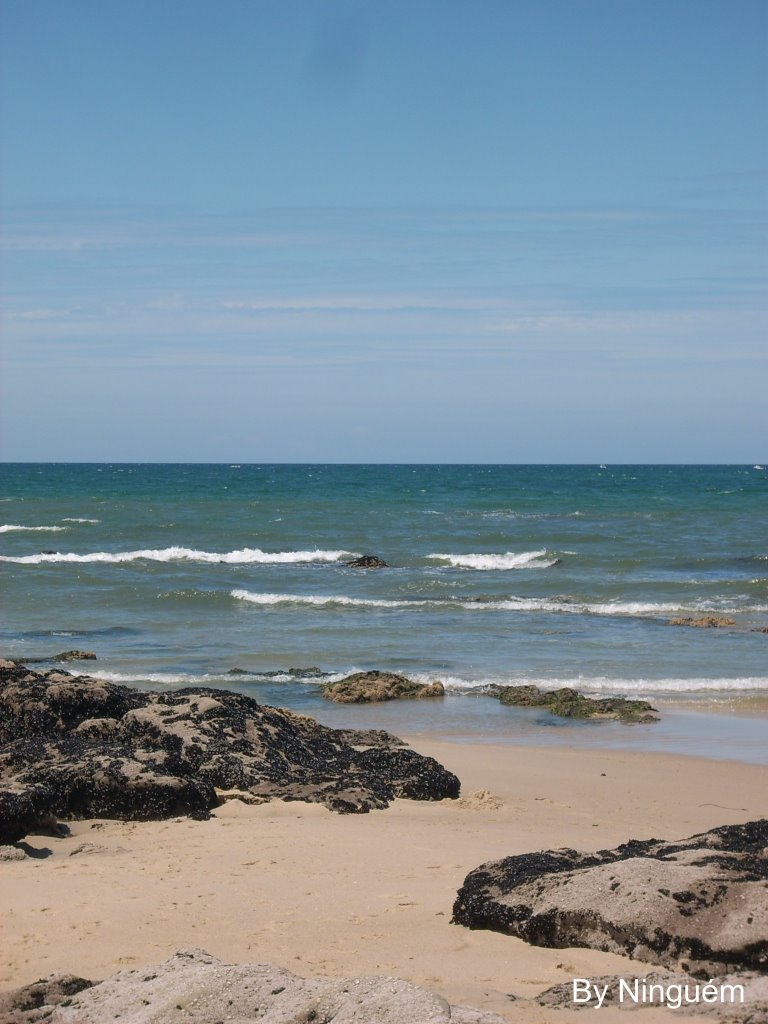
[1,0,766,462]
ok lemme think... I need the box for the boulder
[323,671,445,703]
[346,554,389,568]
[0,949,507,1024]
[496,684,659,723]
[452,820,768,975]
[52,651,97,662]
[0,663,460,841]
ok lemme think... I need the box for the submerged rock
[452,820,768,975]
[669,616,737,628]
[52,651,97,662]
[323,671,445,703]
[0,949,506,1023]
[496,684,659,723]
[346,554,389,568]
[0,663,460,841]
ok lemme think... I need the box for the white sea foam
[91,669,352,686]
[418,673,768,694]
[231,589,421,609]
[61,518,100,524]
[91,668,767,694]
[230,589,766,618]
[0,524,68,533]
[428,550,559,570]
[0,546,354,565]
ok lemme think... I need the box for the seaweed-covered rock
[323,671,444,703]
[496,685,659,723]
[0,949,506,1024]
[52,651,97,662]
[669,617,737,628]
[453,821,768,975]
[0,664,460,840]
[346,554,389,568]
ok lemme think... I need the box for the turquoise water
[2,464,767,761]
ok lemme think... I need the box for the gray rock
[323,671,445,704]
[1,949,507,1023]
[536,971,768,1021]
[0,844,27,861]
[0,663,460,841]
[452,821,768,975]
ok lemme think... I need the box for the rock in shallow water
[452,820,768,975]
[0,663,460,841]
[0,949,507,1024]
[345,554,389,568]
[323,671,445,703]
[496,684,659,723]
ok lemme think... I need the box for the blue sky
[1,0,766,461]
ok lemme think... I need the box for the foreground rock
[0,662,460,842]
[496,684,659,723]
[323,671,445,703]
[452,820,768,975]
[536,970,768,1019]
[0,949,506,1024]
[346,554,389,568]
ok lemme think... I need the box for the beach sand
[2,739,766,1022]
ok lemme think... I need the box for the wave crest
[428,549,559,570]
[0,524,68,533]
[0,546,354,565]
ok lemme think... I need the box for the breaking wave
[61,518,101,524]
[427,549,559,570]
[428,673,768,694]
[0,524,68,533]
[230,590,766,618]
[0,546,355,565]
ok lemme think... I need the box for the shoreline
[3,738,766,1022]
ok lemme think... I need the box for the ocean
[2,463,766,762]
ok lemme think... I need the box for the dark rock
[51,651,97,662]
[452,820,768,975]
[669,617,737,628]
[496,685,659,723]
[0,973,93,1023]
[346,554,389,568]
[323,671,445,704]
[0,949,506,1024]
[0,663,460,840]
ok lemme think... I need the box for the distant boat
[599,464,607,469]
[754,464,764,470]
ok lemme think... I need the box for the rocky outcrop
[51,651,97,662]
[495,684,659,723]
[669,617,737,628]
[346,554,389,568]
[323,671,445,703]
[535,971,768,1019]
[0,949,507,1024]
[0,662,460,841]
[452,821,768,975]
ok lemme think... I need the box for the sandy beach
[3,738,766,1022]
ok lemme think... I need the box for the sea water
[2,464,766,761]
